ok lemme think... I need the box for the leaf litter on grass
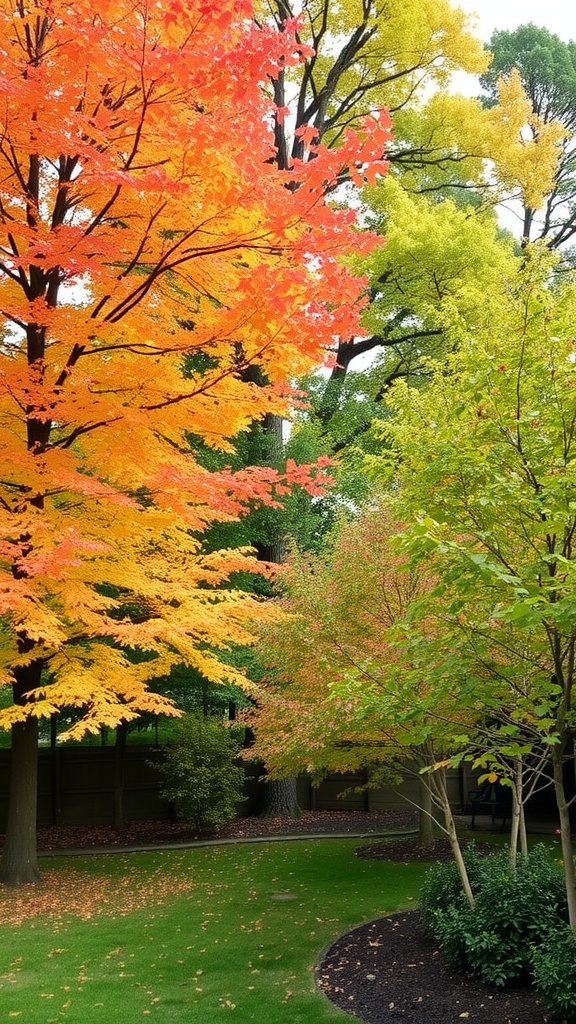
[0,845,285,930]
[0,860,198,928]
[0,842,425,1024]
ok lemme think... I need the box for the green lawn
[0,839,430,1023]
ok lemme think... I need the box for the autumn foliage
[0,0,389,883]
[244,505,433,779]
[0,0,389,727]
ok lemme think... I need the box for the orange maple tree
[244,505,424,778]
[0,0,390,884]
[245,504,478,873]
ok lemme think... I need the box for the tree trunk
[259,777,301,818]
[428,767,475,910]
[255,412,301,818]
[552,746,576,930]
[0,715,41,886]
[509,758,524,871]
[509,794,520,871]
[418,777,436,848]
[519,804,528,860]
[253,412,287,565]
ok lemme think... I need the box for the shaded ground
[317,911,559,1024]
[13,808,418,853]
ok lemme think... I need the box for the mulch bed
[354,836,500,862]
[317,911,559,1024]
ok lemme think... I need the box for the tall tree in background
[262,0,486,161]
[0,0,386,885]
[258,3,565,478]
[318,66,564,456]
[262,0,487,380]
[264,1,563,375]
[312,184,516,467]
[481,24,576,250]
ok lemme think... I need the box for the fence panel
[0,748,465,829]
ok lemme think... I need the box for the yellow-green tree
[260,2,565,469]
[263,0,564,365]
[481,24,576,250]
[379,249,576,927]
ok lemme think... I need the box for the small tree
[155,714,245,833]
[247,506,474,868]
[382,248,576,927]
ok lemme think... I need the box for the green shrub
[421,844,568,987]
[429,903,474,969]
[419,844,495,973]
[532,924,576,1021]
[153,713,245,832]
[419,842,486,932]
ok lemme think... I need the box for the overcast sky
[458,0,576,43]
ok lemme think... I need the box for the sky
[457,0,576,42]
[449,1,576,101]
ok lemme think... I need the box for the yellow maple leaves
[483,70,568,213]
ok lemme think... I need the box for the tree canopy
[481,24,576,249]
[0,0,387,884]
[269,3,566,470]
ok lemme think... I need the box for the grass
[0,839,430,1024]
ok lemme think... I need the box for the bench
[469,782,511,830]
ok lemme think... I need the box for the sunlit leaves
[0,0,385,736]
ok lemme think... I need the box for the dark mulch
[355,836,500,863]
[15,809,418,852]
[317,910,559,1024]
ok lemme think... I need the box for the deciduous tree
[246,504,476,875]
[262,1,564,391]
[381,248,576,925]
[481,24,576,250]
[263,5,566,482]
[0,0,385,885]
